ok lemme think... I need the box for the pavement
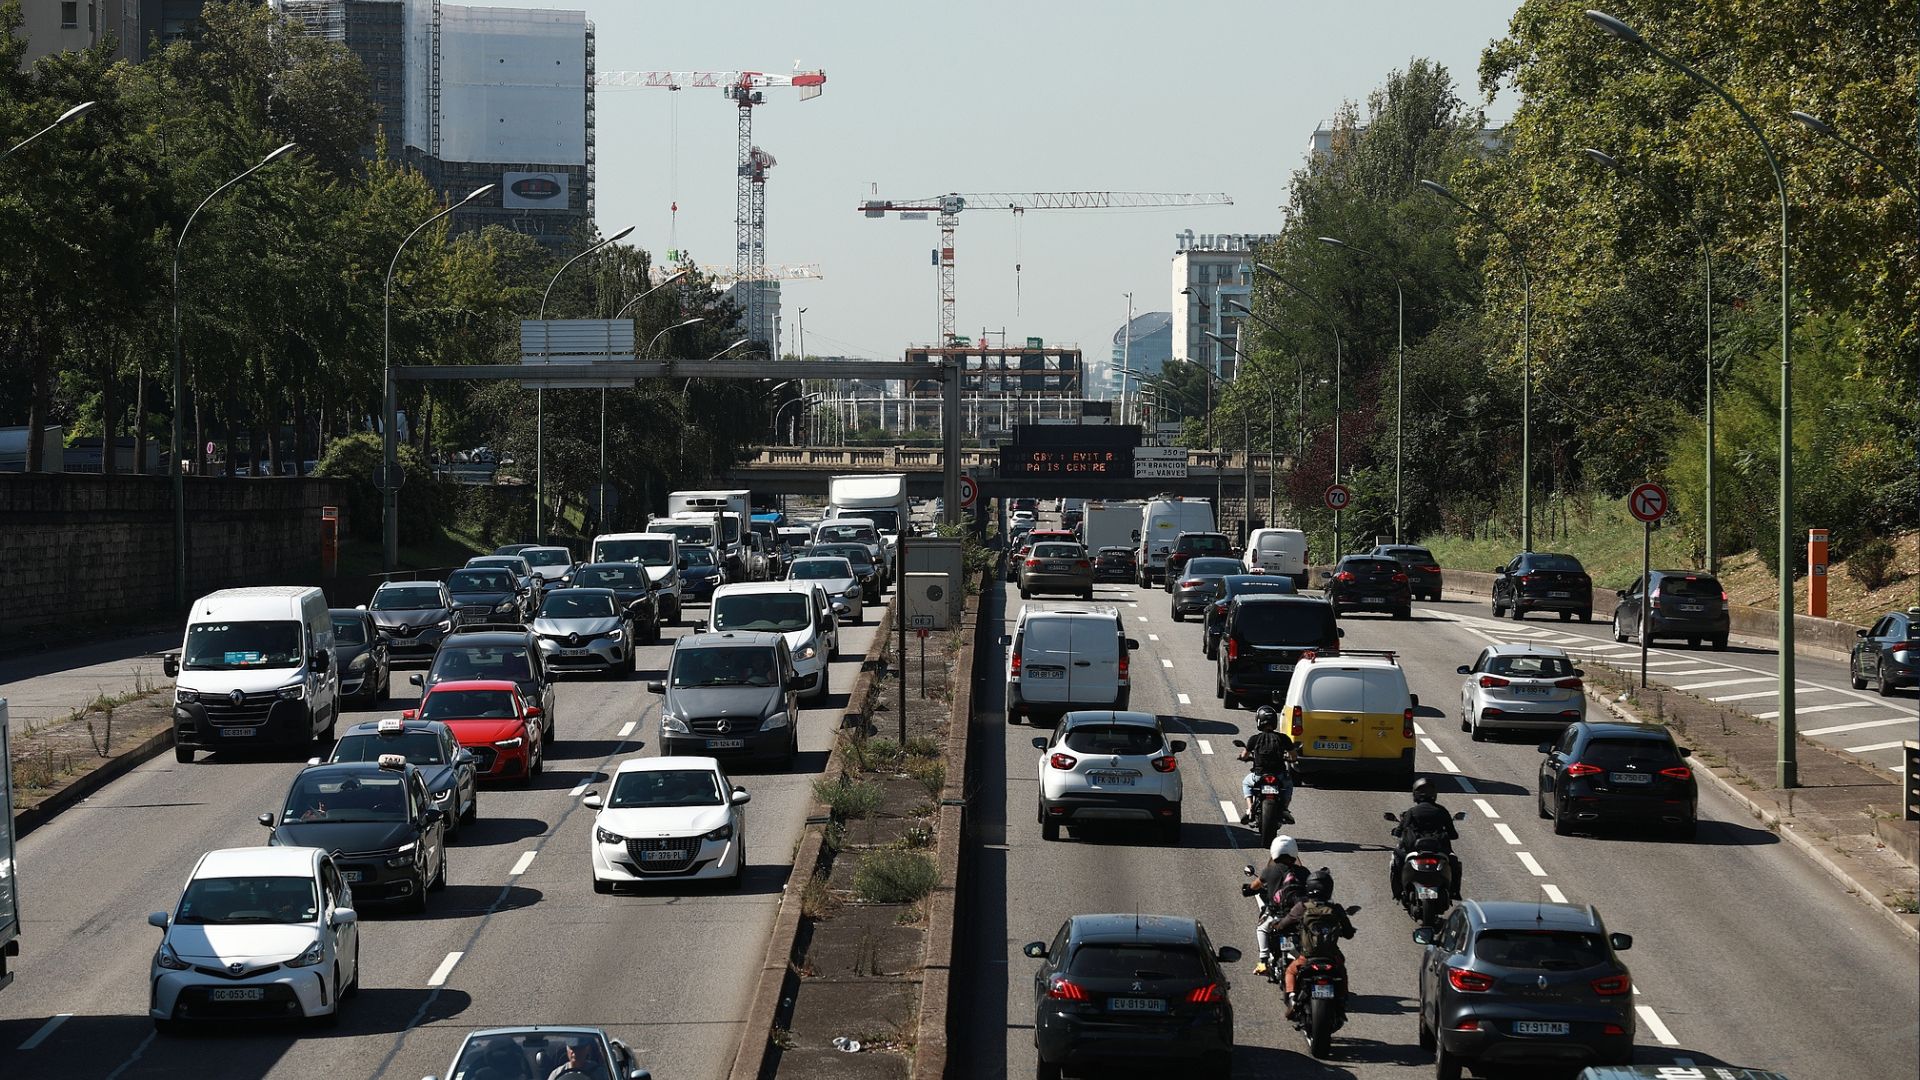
[0,630,180,736]
[952,569,1920,1079]
[0,595,886,1080]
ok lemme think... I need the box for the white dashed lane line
[1413,723,1427,736]
[1218,800,1241,824]
[1515,852,1548,877]
[17,1013,72,1051]
[1161,659,1174,668]
[1493,823,1521,845]
[1636,1005,1680,1046]
[1848,740,1908,753]
[1473,798,1499,819]
[1436,756,1461,773]
[1755,702,1871,719]
[566,780,592,797]
[1420,737,1442,753]
[1541,883,1567,903]
[1197,740,1213,755]
[1805,716,1919,737]
[617,721,636,738]
[1177,693,1192,705]
[1672,676,1770,691]
[509,851,537,876]
[427,951,464,987]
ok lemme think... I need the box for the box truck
[1081,501,1144,554]
[1134,497,1216,586]
[667,490,753,579]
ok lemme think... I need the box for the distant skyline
[465,0,1521,360]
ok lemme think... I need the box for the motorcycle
[1384,809,1468,927]
[1288,904,1362,1058]
[1230,740,1296,843]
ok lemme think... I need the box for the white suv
[1031,710,1186,844]
[148,846,359,1032]
[1456,643,1587,740]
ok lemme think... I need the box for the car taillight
[1650,587,1662,600]
[1117,652,1130,679]
[1026,558,1040,568]
[1447,967,1495,993]
[1011,651,1023,675]
[1075,560,1090,569]
[1591,974,1632,996]
[1565,762,1604,778]
[1049,753,1079,770]
[1410,855,1443,872]
[1478,675,1510,688]
[1403,708,1414,739]
[1518,574,1533,585]
[1213,601,1227,614]
[1554,678,1584,689]
[1602,1024,1627,1036]
[1180,578,1202,588]
[1227,638,1239,661]
[1151,755,1178,773]
[1335,571,1354,582]
[1186,982,1225,1004]
[1658,766,1692,781]
[1046,976,1089,1001]
[1392,572,1409,583]
[1419,564,1440,573]
[1290,705,1303,739]
[1894,645,1913,661]
[1454,1018,1482,1030]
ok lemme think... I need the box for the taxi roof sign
[377,718,406,735]
[377,753,407,770]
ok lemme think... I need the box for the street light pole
[383,183,495,572]
[1318,236,1406,542]
[172,142,297,606]
[1224,300,1294,528]
[535,225,635,541]
[1206,330,1258,538]
[1586,8,1797,788]
[1253,265,1345,556]
[0,99,94,163]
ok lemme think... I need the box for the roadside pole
[1627,482,1669,689]
[897,530,909,742]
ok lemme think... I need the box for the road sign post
[1627,483,1669,689]
[1324,484,1352,560]
[958,473,978,510]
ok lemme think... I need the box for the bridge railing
[737,446,1283,472]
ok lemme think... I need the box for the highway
[0,602,883,1080]
[955,574,1920,1078]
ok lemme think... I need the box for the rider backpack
[1298,899,1345,959]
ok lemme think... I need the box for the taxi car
[260,755,447,912]
[1281,650,1416,787]
[320,718,478,836]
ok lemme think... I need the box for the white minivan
[590,532,681,622]
[707,581,837,698]
[1246,527,1309,588]
[1003,605,1138,725]
[164,586,339,763]
[1135,497,1216,586]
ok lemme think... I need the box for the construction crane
[859,191,1234,343]
[594,69,826,352]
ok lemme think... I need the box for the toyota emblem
[229,689,246,707]
[229,962,245,975]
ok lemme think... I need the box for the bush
[847,736,903,773]
[812,775,883,819]
[852,846,939,903]
[313,432,446,547]
[1845,537,1901,591]
[907,758,946,799]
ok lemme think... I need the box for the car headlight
[608,628,625,642]
[494,600,516,613]
[175,689,199,704]
[431,787,452,802]
[155,940,189,971]
[704,823,734,842]
[348,653,370,672]
[435,619,453,632]
[386,842,416,868]
[493,736,524,749]
[285,940,326,968]
[760,712,790,731]
[662,715,689,734]
[595,825,625,844]
[278,683,305,701]
[795,644,817,661]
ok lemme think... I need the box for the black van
[1214,595,1342,709]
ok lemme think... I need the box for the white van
[707,581,837,698]
[1135,497,1216,586]
[163,586,339,762]
[1003,605,1137,725]
[590,532,681,621]
[1246,527,1309,588]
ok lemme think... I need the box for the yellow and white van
[1282,650,1416,785]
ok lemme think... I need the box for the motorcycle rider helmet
[1269,834,1299,861]
[1254,705,1280,731]
[1306,867,1335,900]
[1411,777,1436,803]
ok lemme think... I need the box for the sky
[467,0,1522,362]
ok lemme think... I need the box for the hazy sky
[468,0,1521,360]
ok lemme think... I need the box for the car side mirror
[1455,811,1468,820]
[401,710,417,721]
[329,908,358,928]
[1319,570,1332,580]
[1171,740,1187,754]
[1022,941,1048,960]
[1411,926,1436,946]
[422,807,444,824]
[1383,812,1398,822]
[1855,628,1868,637]
[647,681,666,694]
[1536,742,1554,754]
[629,1071,653,1080]
[163,654,180,678]
[695,622,709,634]
[409,673,424,686]
[1573,668,1586,678]
[1216,945,1242,963]
[1241,863,1255,876]
[148,911,170,929]
[356,604,368,611]
[312,650,331,673]
[306,756,322,766]
[1336,628,1346,638]
[1609,932,1633,951]
[1125,638,1140,651]
[1492,566,1505,574]
[457,750,475,765]
[732,788,752,805]
[1617,589,1629,599]
[1130,530,1140,541]
[1000,634,1013,646]
[582,792,604,809]
[1031,737,1048,750]
[1678,747,1692,758]
[1456,665,1472,675]
[258,813,275,828]
[524,706,542,718]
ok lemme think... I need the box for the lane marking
[1636,1005,1679,1046]
[1198,740,1214,755]
[101,1032,157,1080]
[1845,740,1908,753]
[1413,723,1427,736]
[1473,798,1499,819]
[1658,667,1739,677]
[1755,701,1871,719]
[427,951,464,987]
[1176,693,1192,705]
[509,851,537,876]
[1420,737,1442,753]
[1147,634,1160,642]
[1713,689,1796,702]
[567,780,592,797]
[1161,658,1174,668]
[18,1013,72,1051]
[1493,823,1521,845]
[1138,616,1149,622]
[1804,715,1920,737]
[1218,799,1241,824]
[1453,776,1479,794]
[1541,883,1567,904]
[1515,851,1547,877]
[1436,755,1460,773]
[617,721,636,738]
[1672,676,1771,691]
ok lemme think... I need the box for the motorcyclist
[1276,867,1356,1018]
[1389,777,1462,900]
[1238,706,1297,825]
[1240,834,1308,976]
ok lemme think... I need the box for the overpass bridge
[724,445,1280,500]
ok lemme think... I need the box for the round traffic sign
[1627,482,1668,523]
[1324,484,1353,511]
[958,473,978,509]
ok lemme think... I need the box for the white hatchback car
[583,756,751,891]
[148,846,359,1032]
[1456,643,1587,740]
[1031,710,1185,844]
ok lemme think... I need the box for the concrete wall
[0,474,353,639]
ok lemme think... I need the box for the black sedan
[323,717,478,837]
[1202,574,1297,659]
[1851,608,1918,696]
[811,541,881,602]
[1171,557,1246,622]
[1323,555,1412,618]
[1025,913,1238,1079]
[446,567,527,624]
[1492,551,1593,621]
[261,758,448,912]
[1538,720,1697,839]
[568,562,663,644]
[328,608,390,705]
[365,581,458,665]
[677,545,726,604]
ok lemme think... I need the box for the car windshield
[431,644,532,682]
[790,558,852,581]
[183,621,303,670]
[448,569,513,592]
[1233,603,1335,646]
[671,646,779,688]
[523,549,571,567]
[652,522,715,547]
[1187,558,1245,576]
[574,565,642,588]
[1062,724,1162,756]
[1658,575,1722,597]
[1098,547,1131,557]
[280,772,408,824]
[330,617,367,645]
[1226,577,1294,597]
[680,546,717,568]
[1527,554,1585,573]
[1033,543,1082,559]
[372,586,444,611]
[1384,547,1436,563]
[816,545,872,570]
[1069,943,1207,980]
[713,592,810,633]
[541,592,615,618]
[175,876,318,926]
[817,523,876,544]
[420,688,519,721]
[597,538,673,566]
[1180,535,1232,553]
[609,769,724,808]
[1472,930,1611,971]
[452,1033,612,1080]
[1487,655,1576,678]
[1344,558,1400,573]
[1582,737,1682,769]
[469,558,524,574]
[333,730,445,765]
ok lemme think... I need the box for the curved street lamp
[1,99,94,163]
[614,268,686,320]
[1254,263,1348,555]
[533,225,635,540]
[1318,236,1407,542]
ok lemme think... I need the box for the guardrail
[736,446,1282,472]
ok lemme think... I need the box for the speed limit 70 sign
[1324,484,1353,511]
[958,473,978,509]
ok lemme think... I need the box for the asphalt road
[956,578,1920,1079]
[0,599,884,1080]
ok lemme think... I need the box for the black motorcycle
[1288,904,1362,1058]
[1230,740,1296,843]
[1385,810,1467,927]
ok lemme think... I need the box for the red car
[404,679,545,784]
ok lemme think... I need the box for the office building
[1099,310,1171,399]
[1171,232,1271,383]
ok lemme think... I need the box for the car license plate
[1047,562,1069,572]
[1680,603,1704,612]
[1266,662,1292,672]
[209,987,265,1002]
[1026,666,1065,680]
[706,738,745,750]
[1512,685,1550,696]
[1514,1020,1569,1035]
[640,848,684,862]
[339,870,362,883]
[1610,772,1653,784]
[1363,596,1385,604]
[1313,739,1353,752]
[1311,983,1336,999]
[1088,771,1136,786]
[220,726,257,737]
[1106,997,1166,1013]
[561,648,590,657]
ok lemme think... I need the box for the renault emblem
[568,632,580,646]
[229,689,246,707]
[1537,975,1548,989]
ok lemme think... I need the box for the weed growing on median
[907,759,945,799]
[813,775,883,819]
[903,735,941,759]
[847,736,904,773]
[1888,892,1918,914]
[800,873,838,919]
[852,845,939,904]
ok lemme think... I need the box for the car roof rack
[1312,648,1397,663]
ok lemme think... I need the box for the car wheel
[344,941,361,998]
[1434,1041,1464,1080]
[1612,615,1628,643]
[1510,604,1525,621]
[1395,607,1413,620]
[1215,669,1226,699]
[1538,788,1552,819]
[1171,606,1184,622]
[1460,710,1471,733]
[1579,611,1592,623]
[1418,1012,1436,1052]
[593,876,613,895]
[1203,636,1217,661]
[728,838,747,890]
[530,741,544,777]
[1491,596,1502,616]
[461,789,478,825]
[1878,663,1898,697]
[430,846,447,890]
[1851,660,1869,691]
[1470,718,1487,743]
[1688,637,1702,649]
[1040,815,1060,843]
[1019,586,1031,599]
[1552,794,1572,836]
[1160,816,1181,846]
[1673,815,1698,842]
[153,1018,180,1036]
[1035,1057,1063,1080]
[1006,708,1020,726]
[1560,610,1573,622]
[174,745,194,764]
[407,871,429,913]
